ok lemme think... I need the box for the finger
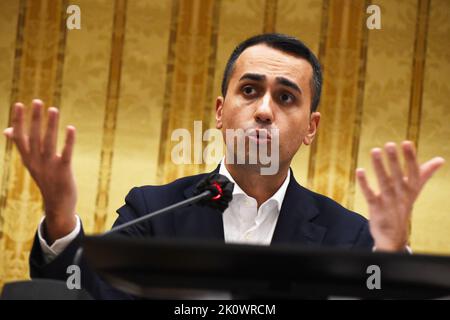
[43,107,59,158]
[371,148,392,194]
[385,142,405,193]
[3,127,13,138]
[11,102,29,155]
[61,125,76,164]
[402,141,420,188]
[356,168,376,204]
[29,99,44,157]
[419,157,445,187]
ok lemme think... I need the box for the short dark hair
[221,33,322,112]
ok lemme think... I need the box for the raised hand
[3,99,77,244]
[356,141,445,252]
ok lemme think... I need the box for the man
[3,33,445,299]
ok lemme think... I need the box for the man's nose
[254,93,274,124]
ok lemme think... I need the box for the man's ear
[303,111,320,145]
[215,96,224,129]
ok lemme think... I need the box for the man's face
[216,44,321,171]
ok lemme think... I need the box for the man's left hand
[356,141,445,252]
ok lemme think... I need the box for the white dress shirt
[38,163,291,263]
[219,163,290,245]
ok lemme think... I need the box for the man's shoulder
[297,184,368,226]
[291,184,373,248]
[124,172,210,209]
[138,172,208,193]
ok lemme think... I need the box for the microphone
[73,173,234,265]
[102,173,234,236]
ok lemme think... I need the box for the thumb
[3,127,13,138]
[419,157,445,186]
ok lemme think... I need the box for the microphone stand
[73,190,213,265]
[73,173,232,267]
[102,190,212,236]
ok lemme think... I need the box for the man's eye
[242,86,256,96]
[279,93,295,104]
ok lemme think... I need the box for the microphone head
[193,173,234,212]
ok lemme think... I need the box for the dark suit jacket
[29,168,374,299]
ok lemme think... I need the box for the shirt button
[245,233,251,240]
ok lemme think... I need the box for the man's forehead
[232,44,312,84]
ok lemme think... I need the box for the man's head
[215,33,322,172]
[221,33,322,113]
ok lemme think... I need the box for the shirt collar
[218,160,291,212]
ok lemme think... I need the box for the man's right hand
[3,99,77,244]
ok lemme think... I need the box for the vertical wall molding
[0,0,68,283]
[307,0,330,188]
[0,0,27,240]
[407,0,430,147]
[263,0,278,33]
[93,0,128,233]
[157,0,221,184]
[306,0,369,205]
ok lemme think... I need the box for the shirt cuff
[37,215,81,264]
[372,246,413,254]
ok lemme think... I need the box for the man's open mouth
[247,129,272,141]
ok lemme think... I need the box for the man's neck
[224,162,289,207]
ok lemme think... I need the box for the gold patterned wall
[0,0,449,287]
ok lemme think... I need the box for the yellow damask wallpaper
[0,0,449,287]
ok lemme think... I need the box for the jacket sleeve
[29,187,150,299]
[352,221,375,250]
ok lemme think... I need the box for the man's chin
[224,154,281,176]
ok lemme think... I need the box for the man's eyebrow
[239,73,266,82]
[275,76,303,94]
[238,73,303,94]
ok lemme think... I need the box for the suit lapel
[271,171,327,246]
